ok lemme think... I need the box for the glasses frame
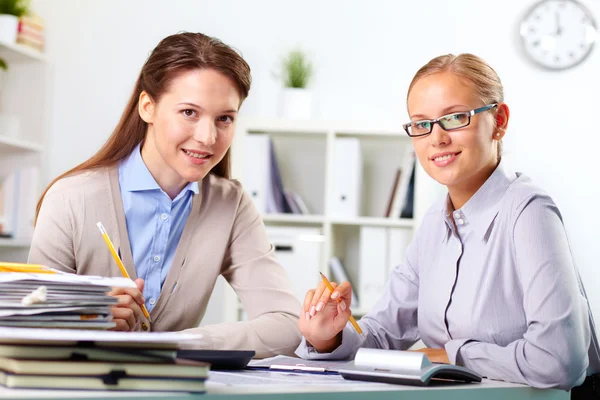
[403,103,498,137]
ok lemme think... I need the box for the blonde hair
[407,54,504,159]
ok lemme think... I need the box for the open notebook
[338,348,482,386]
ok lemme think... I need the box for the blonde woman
[29,32,301,357]
[297,53,599,396]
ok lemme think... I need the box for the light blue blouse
[118,145,198,312]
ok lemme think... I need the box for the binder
[338,348,482,386]
[358,226,387,309]
[266,226,323,302]
[242,135,292,214]
[242,135,271,213]
[329,138,362,218]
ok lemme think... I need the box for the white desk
[0,375,569,400]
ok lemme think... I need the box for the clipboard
[246,356,350,375]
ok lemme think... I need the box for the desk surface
[0,375,568,400]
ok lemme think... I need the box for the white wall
[32,0,600,325]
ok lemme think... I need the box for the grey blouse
[296,162,599,390]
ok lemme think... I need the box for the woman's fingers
[308,281,327,317]
[110,304,136,331]
[332,281,353,307]
[107,286,145,306]
[302,289,315,320]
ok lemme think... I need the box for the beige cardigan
[29,166,301,357]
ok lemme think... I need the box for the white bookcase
[220,117,445,322]
[0,42,47,262]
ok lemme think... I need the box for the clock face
[520,0,597,70]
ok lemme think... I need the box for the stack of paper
[0,327,208,392]
[0,263,135,329]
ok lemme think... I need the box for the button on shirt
[118,145,198,312]
[296,162,599,390]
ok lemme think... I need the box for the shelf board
[0,238,31,248]
[329,216,414,228]
[243,118,329,136]
[0,41,45,62]
[241,117,410,139]
[0,135,43,154]
[262,214,325,225]
[334,127,410,139]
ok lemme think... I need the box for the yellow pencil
[0,262,56,274]
[96,222,151,321]
[319,272,363,335]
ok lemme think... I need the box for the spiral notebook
[338,348,482,386]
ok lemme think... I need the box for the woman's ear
[138,91,155,123]
[494,103,510,140]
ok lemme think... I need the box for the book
[0,356,207,379]
[389,148,415,219]
[384,169,402,217]
[0,344,176,363]
[0,370,206,392]
[328,257,359,307]
[338,348,482,386]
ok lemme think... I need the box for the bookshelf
[0,41,46,63]
[0,135,43,154]
[222,117,445,322]
[0,40,47,262]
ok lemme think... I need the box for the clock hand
[555,11,562,36]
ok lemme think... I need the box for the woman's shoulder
[46,167,112,199]
[503,172,557,214]
[204,173,245,198]
[201,174,252,212]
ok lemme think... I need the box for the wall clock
[520,0,597,70]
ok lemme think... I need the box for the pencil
[319,272,363,335]
[96,222,151,321]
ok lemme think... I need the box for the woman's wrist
[308,332,343,354]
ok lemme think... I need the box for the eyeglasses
[403,104,498,137]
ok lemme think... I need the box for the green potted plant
[277,49,314,119]
[0,58,6,93]
[0,0,30,44]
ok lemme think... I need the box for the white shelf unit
[0,135,43,155]
[0,41,48,262]
[221,118,445,322]
[0,41,45,63]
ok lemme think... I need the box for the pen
[96,222,151,322]
[319,272,363,335]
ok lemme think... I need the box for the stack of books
[0,263,133,329]
[17,15,45,52]
[0,327,208,392]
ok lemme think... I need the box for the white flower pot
[278,88,313,120]
[0,14,19,44]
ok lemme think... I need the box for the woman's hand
[410,348,451,364]
[298,280,354,353]
[107,278,145,331]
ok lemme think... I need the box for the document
[0,327,203,347]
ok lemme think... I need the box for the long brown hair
[407,53,504,159]
[36,32,251,222]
